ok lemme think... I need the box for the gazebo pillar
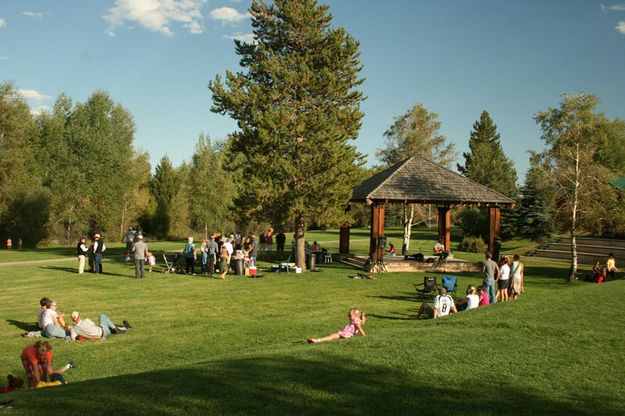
[369,203,385,261]
[437,205,451,253]
[488,207,501,253]
[339,224,350,258]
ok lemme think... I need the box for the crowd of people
[414,252,525,320]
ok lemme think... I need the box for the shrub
[458,236,487,253]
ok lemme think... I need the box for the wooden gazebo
[341,155,515,261]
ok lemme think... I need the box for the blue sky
[1,0,624,180]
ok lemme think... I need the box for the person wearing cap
[92,233,106,274]
[69,311,131,341]
[414,287,457,319]
[132,234,148,278]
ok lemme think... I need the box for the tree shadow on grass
[6,319,38,332]
[40,265,131,279]
[14,353,624,416]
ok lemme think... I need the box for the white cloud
[0,17,7,28]
[617,20,625,34]
[17,89,52,115]
[601,4,625,12]
[104,0,207,37]
[22,11,45,19]
[223,32,256,43]
[17,89,51,103]
[209,7,249,24]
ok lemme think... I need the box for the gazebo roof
[351,155,515,207]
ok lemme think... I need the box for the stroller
[162,253,185,274]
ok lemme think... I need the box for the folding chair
[161,253,175,274]
[323,249,333,263]
[441,275,458,297]
[415,276,437,297]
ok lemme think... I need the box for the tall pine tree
[210,0,365,269]
[458,110,518,197]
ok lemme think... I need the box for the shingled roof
[351,155,515,206]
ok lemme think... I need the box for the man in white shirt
[41,301,69,339]
[69,311,131,340]
[415,287,457,319]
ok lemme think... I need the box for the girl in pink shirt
[478,286,490,306]
[307,308,366,343]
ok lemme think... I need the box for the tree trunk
[402,203,414,255]
[294,212,306,271]
[205,223,208,240]
[569,144,580,282]
[120,202,126,241]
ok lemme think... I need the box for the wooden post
[369,203,385,261]
[339,224,350,258]
[437,206,451,253]
[488,207,501,254]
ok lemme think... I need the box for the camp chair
[441,275,458,296]
[162,253,175,274]
[415,276,437,297]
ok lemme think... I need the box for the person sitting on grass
[41,300,69,339]
[455,285,479,311]
[307,308,366,343]
[415,287,457,319]
[0,375,24,394]
[477,285,490,306]
[20,341,73,388]
[388,242,397,256]
[69,311,131,341]
[21,297,51,338]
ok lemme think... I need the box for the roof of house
[351,155,515,206]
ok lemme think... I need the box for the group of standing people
[481,252,524,304]
[76,234,106,274]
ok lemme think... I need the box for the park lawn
[1,247,623,415]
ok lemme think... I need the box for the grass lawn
[1,233,623,415]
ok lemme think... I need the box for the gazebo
[340,155,515,262]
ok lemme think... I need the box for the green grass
[1,236,623,415]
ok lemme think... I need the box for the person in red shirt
[20,341,72,388]
[21,341,53,387]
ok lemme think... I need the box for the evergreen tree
[210,0,365,269]
[150,156,177,238]
[515,153,553,240]
[458,110,518,197]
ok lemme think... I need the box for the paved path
[0,257,75,267]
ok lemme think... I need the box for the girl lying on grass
[307,308,366,343]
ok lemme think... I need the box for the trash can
[234,258,244,275]
[307,253,316,270]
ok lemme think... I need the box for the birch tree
[535,93,609,281]
[376,103,456,254]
